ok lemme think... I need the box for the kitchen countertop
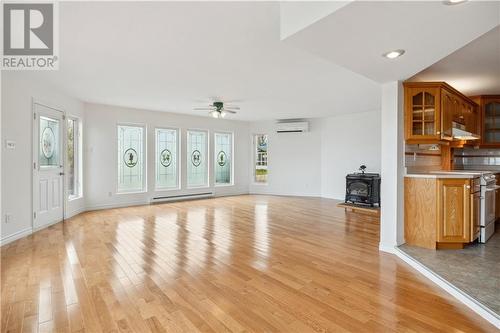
[405,171,483,179]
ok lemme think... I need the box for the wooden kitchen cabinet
[405,176,479,249]
[470,95,500,147]
[437,179,470,243]
[404,82,479,144]
[405,85,441,141]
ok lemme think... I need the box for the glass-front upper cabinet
[482,97,500,146]
[405,85,441,141]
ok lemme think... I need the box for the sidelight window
[67,117,81,199]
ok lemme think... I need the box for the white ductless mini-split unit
[276,120,309,133]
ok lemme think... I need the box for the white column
[379,81,405,252]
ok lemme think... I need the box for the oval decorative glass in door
[39,116,60,167]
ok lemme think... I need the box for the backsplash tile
[454,148,500,171]
[405,144,442,173]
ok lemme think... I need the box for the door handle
[59,172,65,176]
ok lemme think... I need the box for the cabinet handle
[437,131,441,135]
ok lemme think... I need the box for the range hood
[452,122,480,140]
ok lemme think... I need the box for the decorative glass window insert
[156,128,178,189]
[39,116,60,167]
[254,134,268,183]
[117,125,145,192]
[215,132,232,185]
[187,130,208,187]
[67,117,80,198]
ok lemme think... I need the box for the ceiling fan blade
[224,106,240,110]
[193,107,214,110]
[224,110,237,114]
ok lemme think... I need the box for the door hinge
[33,212,36,219]
[62,115,66,120]
[33,162,36,169]
[33,113,36,120]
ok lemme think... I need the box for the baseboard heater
[150,192,214,204]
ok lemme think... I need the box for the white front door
[33,103,64,229]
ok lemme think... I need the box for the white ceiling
[21,1,500,121]
[283,1,500,83]
[409,26,500,96]
[28,1,381,121]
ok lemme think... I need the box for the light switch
[5,140,15,149]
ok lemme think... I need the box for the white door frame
[32,99,66,230]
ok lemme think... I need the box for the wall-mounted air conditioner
[276,121,309,133]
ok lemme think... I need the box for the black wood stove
[345,166,381,207]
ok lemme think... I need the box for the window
[67,117,81,198]
[214,132,232,185]
[117,125,145,192]
[254,134,268,183]
[187,130,208,187]
[39,116,60,167]
[156,128,178,189]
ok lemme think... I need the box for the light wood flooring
[1,195,497,332]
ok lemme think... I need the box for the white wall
[248,111,381,199]
[1,72,85,242]
[379,81,405,252]
[84,103,250,210]
[248,119,322,197]
[321,110,381,199]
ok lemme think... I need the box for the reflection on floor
[400,230,500,317]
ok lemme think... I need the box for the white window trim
[186,129,209,189]
[154,127,181,191]
[214,131,234,187]
[67,115,83,201]
[253,133,268,186]
[116,123,147,194]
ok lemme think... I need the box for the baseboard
[0,227,33,247]
[85,200,150,212]
[248,191,322,198]
[65,206,86,219]
[393,247,500,329]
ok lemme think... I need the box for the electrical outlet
[5,214,11,224]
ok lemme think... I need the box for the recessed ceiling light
[382,49,405,59]
[443,0,468,5]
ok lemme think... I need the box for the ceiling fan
[193,101,239,118]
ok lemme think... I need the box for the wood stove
[345,171,381,207]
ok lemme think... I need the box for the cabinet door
[437,179,470,243]
[406,87,441,140]
[470,191,480,242]
[482,98,500,146]
[441,90,454,140]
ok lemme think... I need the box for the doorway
[32,102,65,230]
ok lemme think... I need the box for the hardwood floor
[1,195,496,332]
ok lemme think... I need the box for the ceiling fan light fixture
[382,49,405,59]
[209,110,220,118]
[220,110,227,118]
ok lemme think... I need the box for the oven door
[484,186,497,226]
